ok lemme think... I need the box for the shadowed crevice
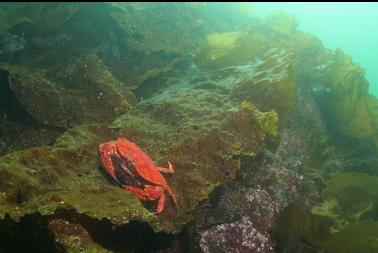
[0,214,65,253]
[53,208,179,253]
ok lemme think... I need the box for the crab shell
[117,138,168,185]
[99,137,178,214]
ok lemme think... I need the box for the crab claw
[157,161,174,174]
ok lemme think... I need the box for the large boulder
[0,55,135,128]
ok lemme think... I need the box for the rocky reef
[0,3,377,253]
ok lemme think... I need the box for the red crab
[99,137,178,214]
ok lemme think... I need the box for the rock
[48,218,112,253]
[230,49,296,117]
[0,135,157,227]
[195,29,296,121]
[0,3,253,91]
[200,216,274,253]
[196,30,270,70]
[110,100,277,233]
[0,67,277,248]
[0,213,65,253]
[264,12,300,37]
[0,57,134,128]
[0,120,62,155]
[195,124,312,253]
[196,31,248,68]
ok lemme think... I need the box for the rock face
[196,32,296,119]
[0,120,62,155]
[200,216,274,253]
[196,125,311,253]
[0,55,134,128]
[0,44,278,250]
[0,3,377,253]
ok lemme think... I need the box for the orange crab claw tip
[168,161,174,171]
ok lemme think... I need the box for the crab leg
[157,161,174,173]
[125,186,163,201]
[155,193,166,214]
[126,186,167,214]
[164,185,179,211]
[99,143,122,185]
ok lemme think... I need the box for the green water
[253,2,378,97]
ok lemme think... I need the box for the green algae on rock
[0,91,276,237]
[0,145,157,225]
[195,28,297,121]
[230,48,296,117]
[196,31,269,70]
[0,31,279,234]
[109,100,277,233]
[0,120,62,155]
[0,59,134,128]
[264,12,300,37]
[48,218,113,253]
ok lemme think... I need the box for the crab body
[99,137,178,214]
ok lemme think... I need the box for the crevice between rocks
[0,213,65,253]
[0,208,187,253]
[53,208,178,253]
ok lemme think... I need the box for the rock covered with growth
[200,216,274,253]
[0,124,158,226]
[48,218,112,253]
[199,185,279,253]
[0,2,252,89]
[0,120,62,155]
[197,126,311,253]
[107,90,278,233]
[0,55,135,129]
[196,33,296,122]
[0,49,278,249]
